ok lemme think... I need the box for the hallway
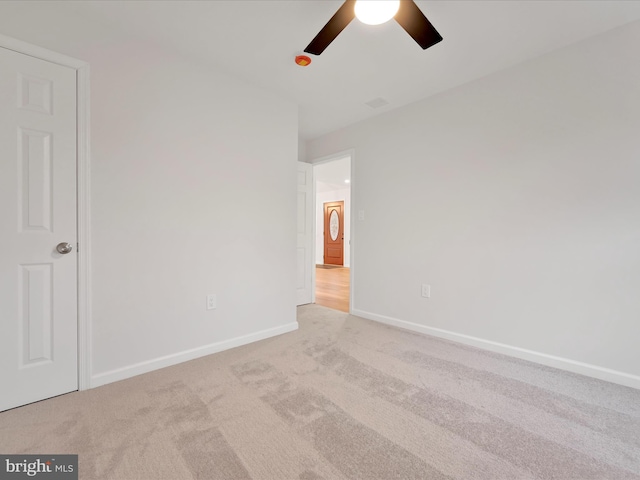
[315,266,349,313]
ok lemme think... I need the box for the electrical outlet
[207,294,217,310]
[421,284,430,298]
[358,210,365,221]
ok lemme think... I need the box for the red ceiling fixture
[295,55,312,67]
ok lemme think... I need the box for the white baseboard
[351,309,640,391]
[90,322,299,388]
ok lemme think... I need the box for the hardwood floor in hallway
[315,266,350,313]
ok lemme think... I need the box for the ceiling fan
[304,0,443,56]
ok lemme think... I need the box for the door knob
[56,242,73,254]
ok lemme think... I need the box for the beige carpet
[1,304,640,479]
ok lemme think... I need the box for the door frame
[296,161,314,306]
[311,149,355,312]
[0,33,92,391]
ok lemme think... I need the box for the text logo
[0,455,77,480]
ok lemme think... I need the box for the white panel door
[296,162,313,305]
[0,47,78,412]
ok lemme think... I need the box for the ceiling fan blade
[304,0,356,55]
[394,0,443,50]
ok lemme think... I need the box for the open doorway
[313,156,351,312]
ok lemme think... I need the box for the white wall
[0,3,298,385]
[315,186,351,267]
[298,136,307,162]
[308,21,640,386]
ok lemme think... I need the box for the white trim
[311,166,316,304]
[0,35,92,391]
[0,33,85,69]
[310,148,356,313]
[352,308,640,390]
[76,65,92,391]
[91,322,299,388]
[296,161,314,306]
[349,150,355,312]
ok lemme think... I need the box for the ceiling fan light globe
[354,0,400,26]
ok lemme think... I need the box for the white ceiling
[315,156,351,193]
[58,1,640,140]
